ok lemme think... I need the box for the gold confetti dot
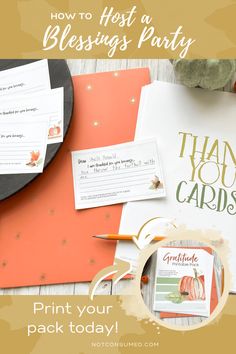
[92,120,100,127]
[2,260,7,268]
[49,209,55,215]
[62,239,67,245]
[89,258,96,265]
[86,84,92,90]
[130,97,136,104]
[15,233,21,240]
[40,273,46,281]
[105,213,111,219]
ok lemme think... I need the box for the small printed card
[153,247,214,317]
[0,88,64,144]
[71,139,165,209]
[0,60,50,98]
[0,116,49,174]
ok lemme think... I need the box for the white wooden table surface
[0,59,232,326]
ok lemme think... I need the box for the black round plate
[0,59,74,201]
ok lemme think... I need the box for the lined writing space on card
[0,88,64,144]
[0,117,49,174]
[71,139,165,210]
[0,60,51,98]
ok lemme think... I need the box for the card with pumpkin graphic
[153,247,214,317]
[159,246,219,318]
[0,88,64,145]
[0,60,64,146]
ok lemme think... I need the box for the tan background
[0,295,235,353]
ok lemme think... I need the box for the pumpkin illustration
[48,125,61,137]
[178,268,205,301]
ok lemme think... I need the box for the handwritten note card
[71,139,165,209]
[0,60,50,98]
[0,88,64,144]
[0,117,49,174]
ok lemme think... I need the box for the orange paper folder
[0,68,150,288]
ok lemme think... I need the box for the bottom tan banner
[0,295,235,353]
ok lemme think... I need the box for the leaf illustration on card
[166,292,186,304]
[26,150,42,167]
[149,175,163,190]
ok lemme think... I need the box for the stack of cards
[153,247,214,317]
[0,60,64,174]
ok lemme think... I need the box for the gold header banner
[1,0,236,58]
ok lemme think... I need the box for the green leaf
[166,292,184,304]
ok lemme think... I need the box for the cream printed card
[0,60,50,97]
[0,88,64,144]
[0,116,49,174]
[153,247,214,317]
[71,139,165,209]
[116,81,236,292]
